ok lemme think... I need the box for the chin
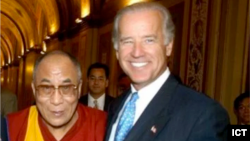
[50,120,67,128]
[131,76,149,83]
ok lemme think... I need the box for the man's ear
[77,80,83,99]
[166,40,174,56]
[31,82,36,96]
[234,109,238,115]
[105,79,109,88]
[116,51,119,60]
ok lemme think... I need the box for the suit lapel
[104,95,110,112]
[124,75,179,141]
[84,95,88,105]
[105,90,131,140]
[79,94,88,106]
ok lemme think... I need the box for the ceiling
[0,0,106,68]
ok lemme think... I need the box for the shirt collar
[88,93,105,102]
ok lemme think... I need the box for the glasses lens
[38,85,53,96]
[60,85,71,94]
[37,84,77,97]
[59,85,77,96]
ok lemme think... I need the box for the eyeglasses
[36,84,78,97]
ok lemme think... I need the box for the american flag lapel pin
[151,125,157,134]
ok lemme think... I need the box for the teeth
[131,62,147,67]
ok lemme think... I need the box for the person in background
[1,88,18,117]
[6,50,106,141]
[117,73,131,96]
[234,91,250,125]
[0,115,8,141]
[105,2,229,141]
[79,62,114,112]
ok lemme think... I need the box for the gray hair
[33,50,82,82]
[112,2,175,50]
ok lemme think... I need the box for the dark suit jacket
[0,115,7,141]
[105,74,229,141]
[79,94,114,112]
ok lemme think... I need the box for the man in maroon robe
[6,50,107,141]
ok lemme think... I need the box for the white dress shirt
[109,68,170,141]
[87,93,105,111]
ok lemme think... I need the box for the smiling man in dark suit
[105,2,229,141]
[79,62,114,112]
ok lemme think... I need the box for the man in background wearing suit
[234,92,250,125]
[79,63,114,112]
[106,2,229,141]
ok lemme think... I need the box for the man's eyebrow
[62,78,72,83]
[120,37,132,41]
[143,35,157,38]
[40,79,50,83]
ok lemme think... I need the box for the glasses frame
[35,84,78,98]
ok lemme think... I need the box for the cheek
[67,99,79,112]
[64,95,79,103]
[88,81,94,86]
[36,100,49,116]
[36,98,47,107]
[239,111,245,115]
[118,48,131,58]
[155,49,167,63]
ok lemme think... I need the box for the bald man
[6,50,107,141]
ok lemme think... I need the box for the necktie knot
[130,92,139,103]
[93,100,98,109]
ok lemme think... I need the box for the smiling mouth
[131,62,148,67]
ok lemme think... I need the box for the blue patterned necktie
[115,92,139,141]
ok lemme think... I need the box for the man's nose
[50,89,63,105]
[131,42,145,57]
[94,79,99,84]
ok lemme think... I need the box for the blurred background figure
[1,114,8,141]
[234,91,250,125]
[1,87,18,117]
[79,62,114,112]
[117,73,131,96]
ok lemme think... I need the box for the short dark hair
[87,62,109,78]
[234,91,250,110]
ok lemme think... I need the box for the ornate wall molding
[186,0,209,92]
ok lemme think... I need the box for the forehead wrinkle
[35,54,78,83]
[120,12,162,39]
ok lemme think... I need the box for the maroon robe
[7,104,107,141]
